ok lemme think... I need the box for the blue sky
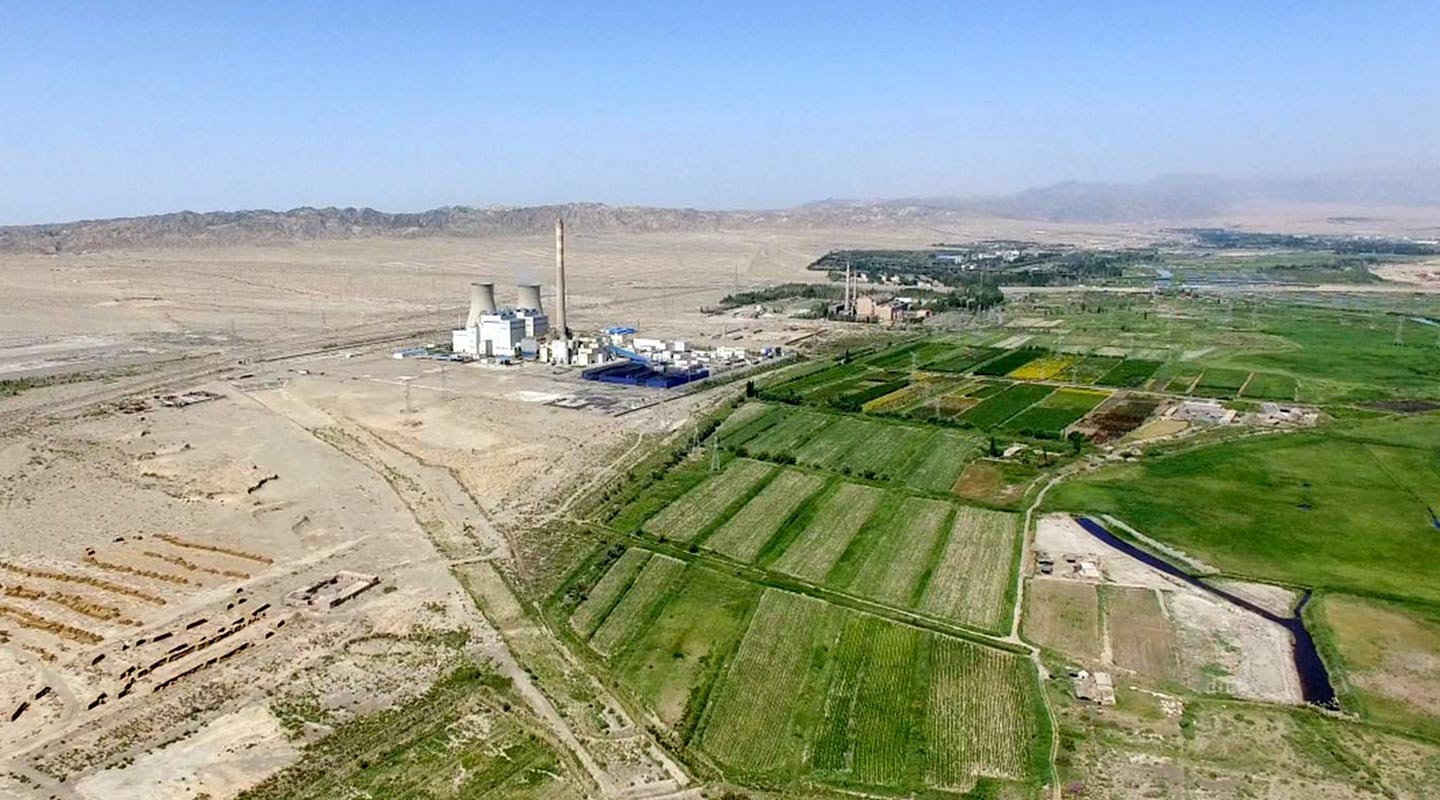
[2,1,1437,223]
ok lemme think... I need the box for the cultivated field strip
[714,401,782,446]
[698,591,1044,791]
[588,554,686,657]
[772,483,884,581]
[615,565,758,728]
[704,470,827,561]
[919,506,1018,630]
[568,548,651,637]
[795,416,871,470]
[849,619,922,786]
[642,459,775,541]
[838,424,933,480]
[744,410,834,455]
[905,431,981,494]
[848,497,953,608]
[700,589,833,774]
[925,636,1039,785]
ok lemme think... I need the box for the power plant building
[453,310,526,357]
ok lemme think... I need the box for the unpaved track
[254,389,686,798]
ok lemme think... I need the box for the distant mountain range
[4,171,1438,254]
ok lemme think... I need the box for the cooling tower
[466,282,496,327]
[517,283,543,312]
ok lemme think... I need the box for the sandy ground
[1032,514,1301,703]
[1,213,1430,796]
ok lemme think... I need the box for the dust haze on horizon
[3,1,1439,225]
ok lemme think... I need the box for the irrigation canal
[1074,516,1338,708]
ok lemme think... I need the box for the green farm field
[1002,387,1109,435]
[1049,412,1440,605]
[960,383,1054,429]
[695,588,1046,792]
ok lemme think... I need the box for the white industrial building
[452,311,526,358]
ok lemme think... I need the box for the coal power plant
[440,215,755,386]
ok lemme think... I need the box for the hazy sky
[2,1,1438,224]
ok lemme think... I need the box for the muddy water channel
[1074,516,1338,708]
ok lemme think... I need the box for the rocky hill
[6,171,1436,254]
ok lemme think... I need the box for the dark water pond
[1074,516,1337,708]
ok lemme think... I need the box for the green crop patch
[763,361,868,398]
[617,565,758,731]
[960,383,1054,429]
[704,469,827,561]
[588,554,687,658]
[1049,412,1440,606]
[848,497,953,608]
[1193,367,1252,397]
[1241,371,1298,401]
[696,588,1045,793]
[924,635,1044,786]
[974,347,1045,376]
[924,346,1002,374]
[812,615,923,786]
[1003,387,1109,435]
[1095,359,1160,387]
[795,416,871,470]
[642,459,776,542]
[905,430,983,494]
[1066,355,1123,384]
[697,589,838,776]
[716,402,788,447]
[834,423,933,481]
[744,409,835,456]
[569,548,651,638]
[919,506,1019,631]
[771,482,886,581]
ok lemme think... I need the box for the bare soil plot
[1103,585,1178,682]
[703,469,826,561]
[641,459,775,541]
[848,497,953,608]
[771,483,885,582]
[919,506,1018,631]
[953,460,1034,508]
[1023,578,1101,661]
[1073,393,1160,443]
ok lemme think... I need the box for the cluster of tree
[1187,228,1439,256]
[716,282,844,309]
[809,247,1152,290]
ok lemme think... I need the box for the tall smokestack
[466,282,496,327]
[555,217,568,340]
[517,283,543,312]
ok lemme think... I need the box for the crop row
[697,588,1043,790]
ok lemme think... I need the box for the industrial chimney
[466,282,496,327]
[516,283,543,312]
[554,217,568,340]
